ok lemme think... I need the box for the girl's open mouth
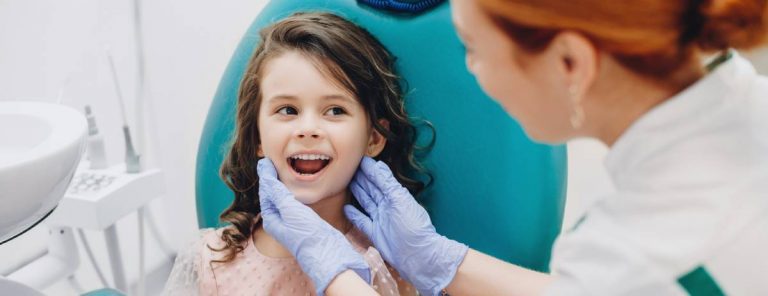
[287,153,332,176]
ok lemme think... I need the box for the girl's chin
[289,186,349,206]
[288,188,327,205]
[293,195,324,205]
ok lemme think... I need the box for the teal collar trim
[705,50,734,73]
[678,266,725,296]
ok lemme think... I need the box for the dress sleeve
[162,229,216,296]
[363,247,419,296]
[387,263,419,296]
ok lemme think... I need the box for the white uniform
[546,52,768,296]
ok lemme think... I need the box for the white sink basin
[0,101,86,244]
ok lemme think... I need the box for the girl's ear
[257,145,264,158]
[366,119,389,157]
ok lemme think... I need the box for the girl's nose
[293,116,323,139]
[295,129,321,139]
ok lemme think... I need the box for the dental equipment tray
[46,164,164,230]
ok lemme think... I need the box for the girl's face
[451,0,575,143]
[257,51,386,204]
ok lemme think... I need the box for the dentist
[257,0,768,295]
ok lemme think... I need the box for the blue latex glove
[345,157,469,296]
[257,158,371,295]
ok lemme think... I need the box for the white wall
[0,0,266,295]
[2,0,768,294]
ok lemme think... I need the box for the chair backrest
[195,0,567,272]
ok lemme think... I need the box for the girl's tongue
[291,159,329,175]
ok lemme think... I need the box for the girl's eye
[277,106,298,115]
[324,107,346,116]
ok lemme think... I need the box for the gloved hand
[257,158,371,295]
[345,157,469,296]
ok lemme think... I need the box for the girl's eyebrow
[322,94,356,104]
[266,94,298,103]
[266,94,356,104]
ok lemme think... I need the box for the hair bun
[696,0,768,51]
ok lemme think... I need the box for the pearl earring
[568,84,585,129]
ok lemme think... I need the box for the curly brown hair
[212,12,432,263]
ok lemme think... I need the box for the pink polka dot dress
[163,227,417,296]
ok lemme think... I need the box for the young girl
[163,12,429,296]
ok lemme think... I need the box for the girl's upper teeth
[291,154,330,160]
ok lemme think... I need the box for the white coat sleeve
[544,190,730,296]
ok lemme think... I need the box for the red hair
[478,0,768,77]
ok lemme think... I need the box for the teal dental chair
[195,0,567,272]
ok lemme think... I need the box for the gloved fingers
[257,157,279,180]
[265,186,301,211]
[358,156,401,195]
[353,165,387,206]
[259,199,286,234]
[348,260,373,284]
[343,205,374,239]
[258,192,271,217]
[357,156,381,183]
[349,180,379,216]
[262,190,319,231]
[256,158,299,226]
[260,192,287,222]
[258,180,292,212]
[257,158,296,208]
[258,178,274,214]
[257,158,291,197]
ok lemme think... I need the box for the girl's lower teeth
[288,158,332,176]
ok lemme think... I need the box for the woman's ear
[553,31,598,97]
[366,119,389,157]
